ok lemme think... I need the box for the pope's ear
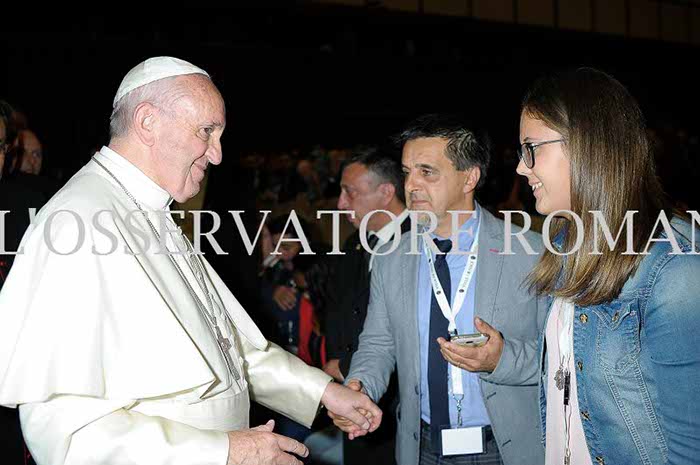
[132,102,158,146]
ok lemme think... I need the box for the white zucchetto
[113,56,210,108]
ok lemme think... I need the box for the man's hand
[327,379,374,440]
[438,318,504,373]
[322,359,345,382]
[272,286,297,311]
[227,420,309,465]
[322,379,381,440]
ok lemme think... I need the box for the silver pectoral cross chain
[214,323,239,380]
[182,235,241,382]
[92,157,241,383]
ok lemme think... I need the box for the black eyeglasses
[517,139,565,169]
[0,140,8,154]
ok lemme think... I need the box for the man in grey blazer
[335,115,546,465]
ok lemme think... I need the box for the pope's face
[153,76,225,203]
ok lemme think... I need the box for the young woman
[516,68,700,465]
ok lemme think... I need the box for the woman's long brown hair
[523,68,670,306]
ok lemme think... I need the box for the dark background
[1,4,698,180]
[2,5,698,301]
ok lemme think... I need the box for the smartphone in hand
[450,332,489,347]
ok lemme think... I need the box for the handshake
[326,379,378,440]
[226,380,381,465]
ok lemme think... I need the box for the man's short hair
[345,146,405,204]
[394,114,491,189]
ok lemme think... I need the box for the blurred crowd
[240,126,699,230]
[0,101,62,286]
[1,96,699,464]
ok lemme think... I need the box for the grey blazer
[347,209,546,465]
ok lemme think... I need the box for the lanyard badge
[423,216,486,455]
[422,215,481,425]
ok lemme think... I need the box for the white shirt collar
[372,208,409,246]
[95,146,173,211]
[366,209,408,272]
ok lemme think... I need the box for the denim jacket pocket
[592,299,641,374]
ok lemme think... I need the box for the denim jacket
[538,218,700,465]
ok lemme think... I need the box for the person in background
[12,129,43,175]
[259,215,308,352]
[324,146,409,465]
[256,216,332,442]
[0,99,36,465]
[3,127,57,199]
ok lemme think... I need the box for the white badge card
[441,426,484,456]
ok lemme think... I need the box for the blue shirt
[417,203,491,427]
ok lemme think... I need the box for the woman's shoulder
[635,217,700,302]
[639,216,698,266]
[618,217,698,296]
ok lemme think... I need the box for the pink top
[545,298,593,465]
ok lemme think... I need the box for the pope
[0,56,381,465]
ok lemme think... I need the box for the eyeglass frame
[517,139,565,169]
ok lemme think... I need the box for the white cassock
[0,147,331,465]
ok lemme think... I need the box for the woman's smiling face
[517,111,571,216]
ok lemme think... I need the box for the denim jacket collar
[550,225,568,253]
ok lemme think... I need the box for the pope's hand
[322,379,381,440]
[327,379,376,440]
[227,420,308,465]
[437,318,504,373]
